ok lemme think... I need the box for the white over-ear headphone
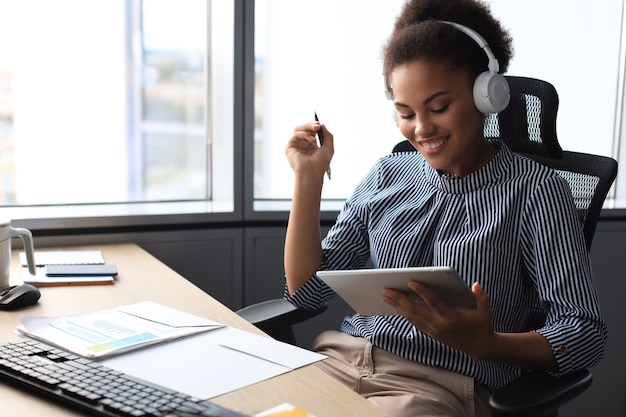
[385,20,510,115]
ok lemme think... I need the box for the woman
[283,1,607,416]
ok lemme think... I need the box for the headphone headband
[440,21,500,73]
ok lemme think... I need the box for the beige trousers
[313,331,492,417]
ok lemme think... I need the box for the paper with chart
[16,301,224,358]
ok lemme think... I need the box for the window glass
[254,0,623,206]
[254,0,406,202]
[140,0,208,201]
[0,0,232,209]
[488,0,622,160]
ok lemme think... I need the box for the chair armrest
[489,369,592,416]
[236,298,328,332]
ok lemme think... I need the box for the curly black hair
[383,0,513,90]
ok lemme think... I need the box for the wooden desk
[0,243,389,417]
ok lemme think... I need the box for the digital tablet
[317,266,476,316]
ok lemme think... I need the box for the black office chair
[237,76,618,417]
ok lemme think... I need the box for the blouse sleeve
[521,174,607,375]
[284,161,383,309]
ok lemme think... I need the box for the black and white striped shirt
[286,142,607,391]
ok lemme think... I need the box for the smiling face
[390,60,497,177]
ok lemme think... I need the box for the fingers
[317,123,334,152]
[381,289,405,310]
[472,282,490,312]
[407,281,445,310]
[382,280,485,316]
[382,285,428,315]
[292,121,319,138]
[292,121,333,148]
[289,123,317,148]
[285,120,334,177]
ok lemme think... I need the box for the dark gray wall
[561,220,626,416]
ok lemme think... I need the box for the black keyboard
[0,339,250,417]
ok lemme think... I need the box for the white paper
[218,327,326,369]
[17,301,224,358]
[101,327,326,399]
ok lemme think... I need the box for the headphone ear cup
[473,72,510,114]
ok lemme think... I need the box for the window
[0,0,234,218]
[253,0,406,207]
[253,0,625,209]
[1,0,624,229]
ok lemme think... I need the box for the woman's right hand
[285,121,334,178]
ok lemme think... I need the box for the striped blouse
[285,141,607,391]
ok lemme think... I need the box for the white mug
[0,220,36,290]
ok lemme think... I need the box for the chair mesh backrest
[559,171,599,213]
[484,76,562,157]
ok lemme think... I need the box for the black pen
[314,112,331,179]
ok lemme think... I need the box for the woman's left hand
[382,281,494,359]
